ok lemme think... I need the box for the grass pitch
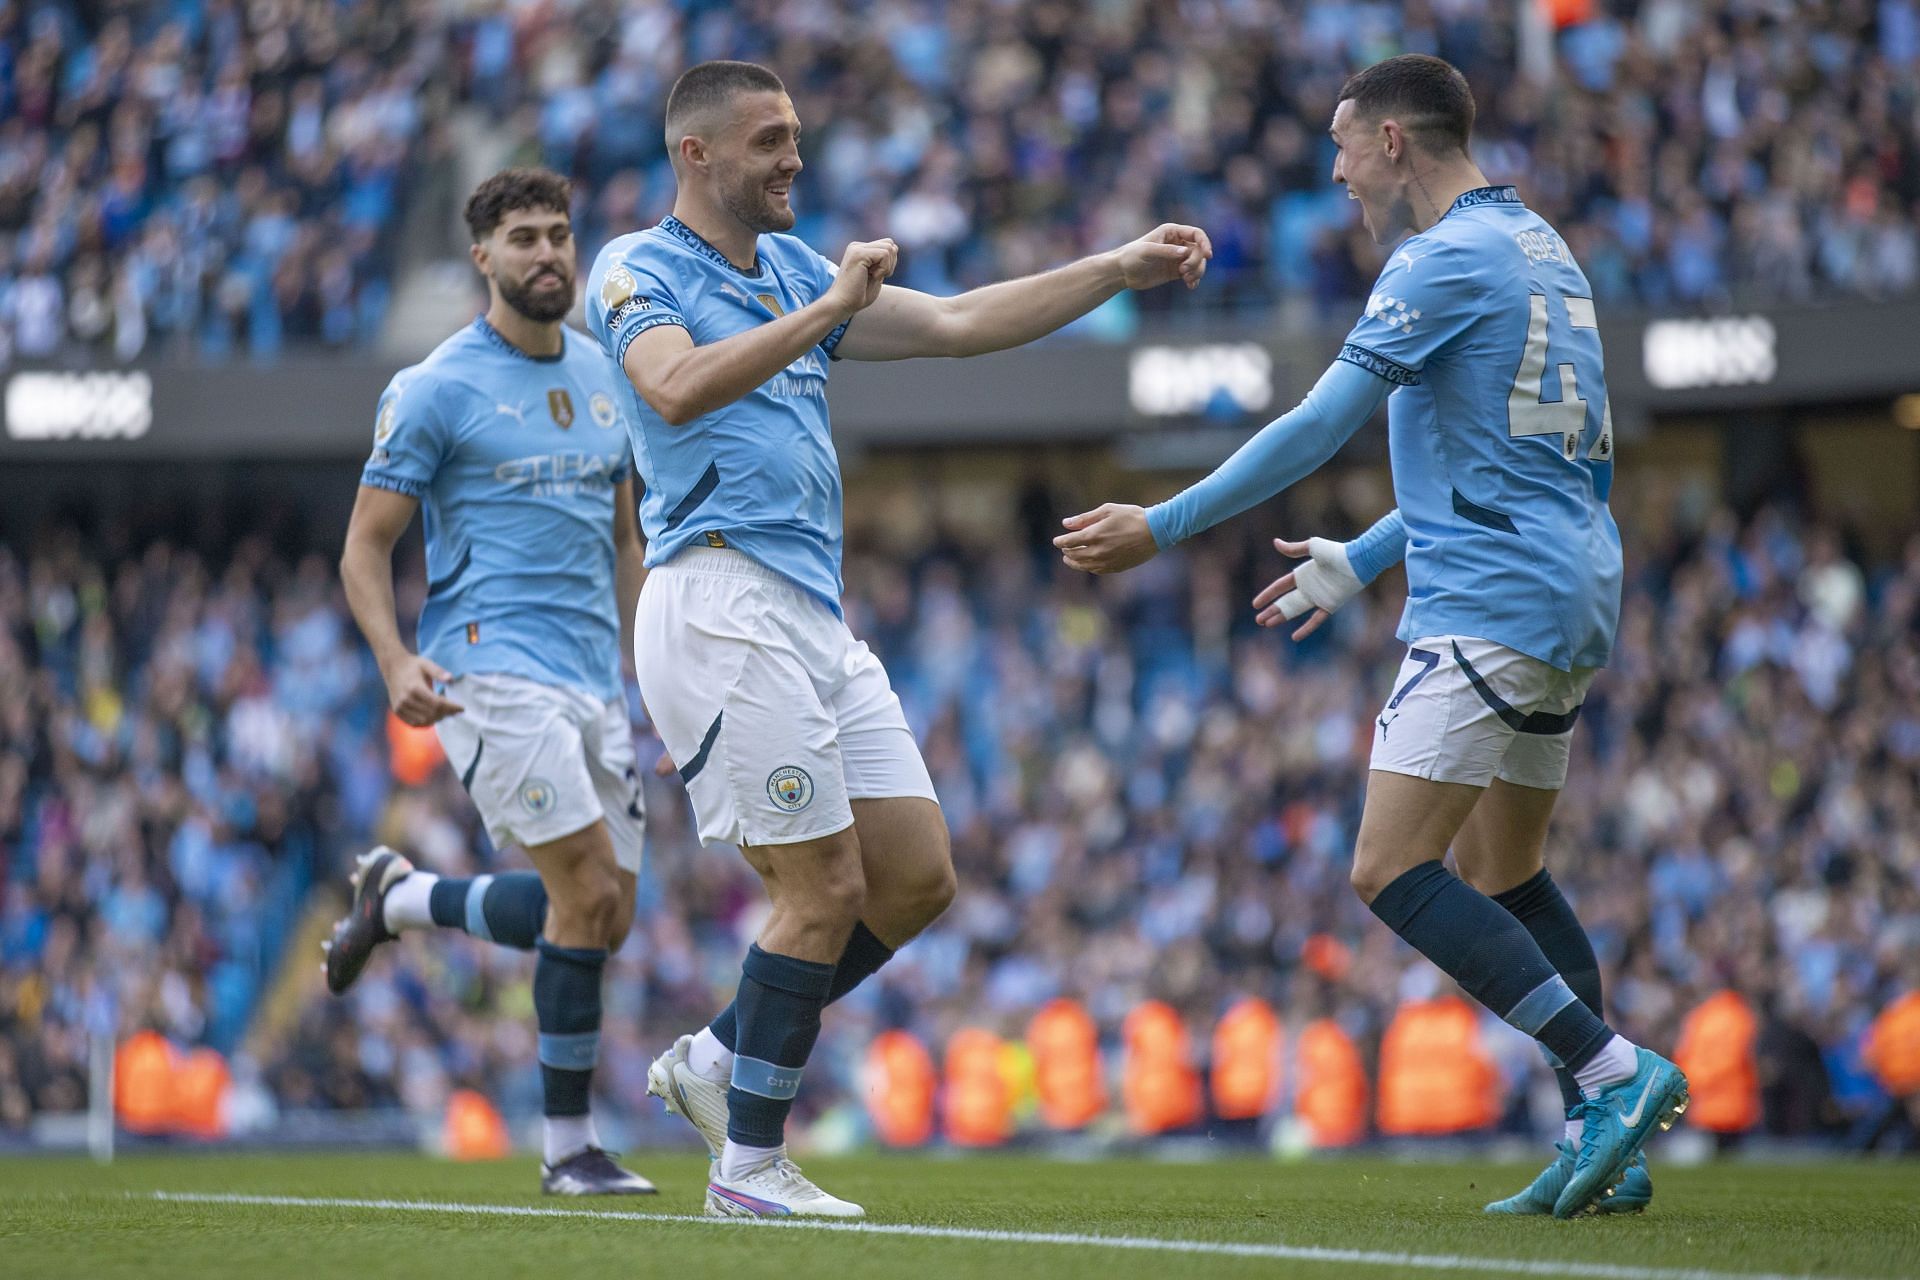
[2,1149,1915,1280]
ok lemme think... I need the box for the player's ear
[469,240,489,276]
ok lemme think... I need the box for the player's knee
[795,857,867,936]
[606,892,637,951]
[546,863,622,946]
[911,857,958,929]
[820,863,868,931]
[580,869,623,945]
[1348,854,1394,906]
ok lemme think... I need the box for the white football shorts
[636,545,937,848]
[433,672,645,872]
[1369,634,1598,791]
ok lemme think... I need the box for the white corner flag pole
[88,1027,115,1164]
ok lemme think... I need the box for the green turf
[1,1150,1915,1280]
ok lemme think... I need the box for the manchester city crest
[766,765,813,812]
[519,778,558,817]
[589,391,618,429]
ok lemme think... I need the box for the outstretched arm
[1055,358,1394,574]
[834,224,1211,361]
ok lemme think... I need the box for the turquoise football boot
[1553,1047,1688,1219]
[1485,1141,1651,1215]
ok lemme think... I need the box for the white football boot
[646,1033,730,1158]
[706,1152,865,1219]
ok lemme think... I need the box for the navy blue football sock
[726,944,835,1147]
[428,872,549,950]
[1494,869,1603,1111]
[1370,861,1614,1073]
[826,922,896,1003]
[534,938,605,1118]
[706,922,895,1053]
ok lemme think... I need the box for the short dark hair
[1338,54,1475,155]
[665,60,786,138]
[464,168,572,242]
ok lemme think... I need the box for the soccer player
[1056,54,1686,1219]
[585,60,1209,1219]
[328,168,656,1197]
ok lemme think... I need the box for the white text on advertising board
[5,372,154,441]
[1642,317,1777,391]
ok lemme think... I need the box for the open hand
[1117,224,1213,291]
[1055,503,1159,574]
[1251,537,1363,639]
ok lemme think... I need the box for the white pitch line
[142,1191,1870,1280]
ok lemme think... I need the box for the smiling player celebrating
[587,60,1209,1219]
[1057,55,1687,1218]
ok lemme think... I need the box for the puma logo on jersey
[494,401,529,424]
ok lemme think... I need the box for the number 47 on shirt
[1508,290,1614,465]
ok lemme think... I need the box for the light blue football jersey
[1337,185,1622,671]
[361,318,635,701]
[585,216,850,614]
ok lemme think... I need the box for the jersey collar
[1445,185,1521,218]
[660,215,766,277]
[473,316,566,364]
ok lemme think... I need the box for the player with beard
[586,60,1210,1219]
[328,168,656,1197]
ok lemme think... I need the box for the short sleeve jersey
[361,318,634,700]
[1337,186,1623,671]
[585,216,851,613]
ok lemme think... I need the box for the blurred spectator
[4,1,1920,365]
[0,0,420,365]
[3,475,1917,1146]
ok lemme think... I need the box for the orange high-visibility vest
[1122,1001,1202,1134]
[171,1048,231,1139]
[1544,0,1597,29]
[1294,1017,1369,1147]
[1673,990,1760,1133]
[444,1088,511,1160]
[1376,996,1499,1135]
[1301,933,1352,983]
[865,1030,937,1147]
[114,1031,177,1135]
[388,712,446,786]
[1210,998,1281,1121]
[942,1028,1012,1146]
[1864,992,1920,1096]
[1026,998,1105,1130]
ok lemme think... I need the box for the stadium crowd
[2,471,1916,1147]
[4,0,1920,363]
